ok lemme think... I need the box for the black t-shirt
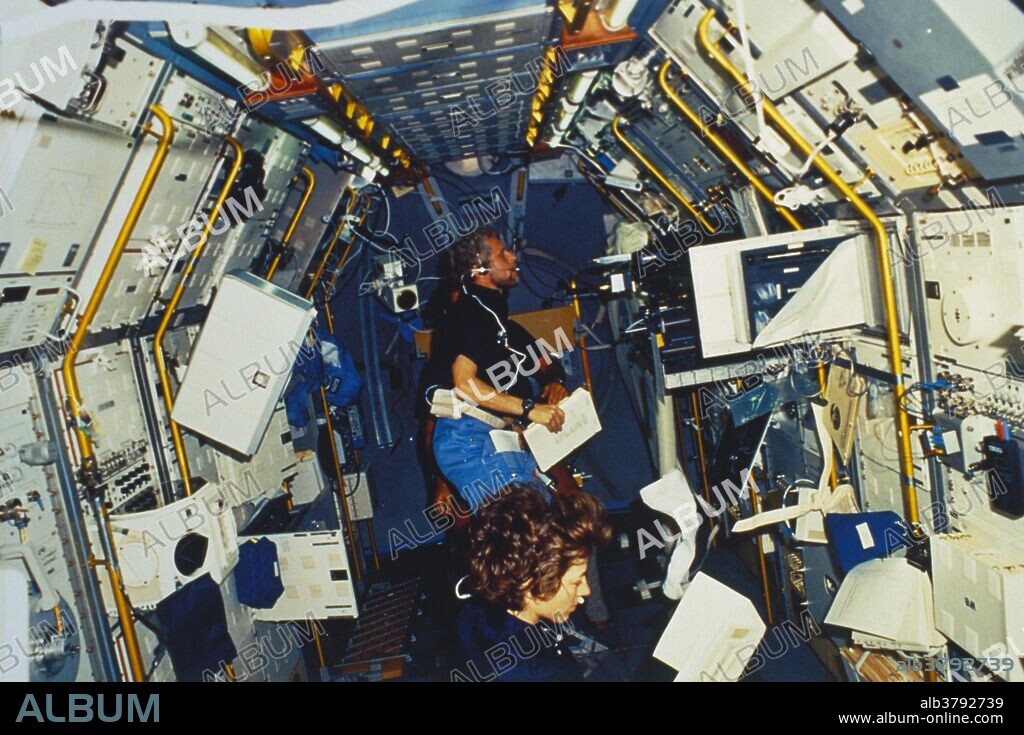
[419,284,560,417]
[452,599,584,682]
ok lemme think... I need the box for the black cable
[384,351,420,456]
[520,251,561,291]
[899,382,931,419]
[344,461,361,498]
[517,262,559,302]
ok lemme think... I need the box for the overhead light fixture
[303,117,345,145]
[188,29,267,88]
[341,135,373,165]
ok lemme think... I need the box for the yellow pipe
[365,518,381,571]
[314,235,362,579]
[421,177,444,216]
[817,363,839,490]
[569,279,593,390]
[90,554,146,682]
[690,393,713,508]
[62,106,174,465]
[747,475,774,624]
[62,105,174,683]
[312,625,327,670]
[305,190,354,299]
[657,61,803,231]
[611,116,714,232]
[697,10,919,524]
[154,138,243,497]
[266,166,316,281]
[320,384,362,583]
[322,212,366,301]
[305,219,346,299]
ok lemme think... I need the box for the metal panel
[64,343,161,511]
[309,2,554,164]
[100,482,240,611]
[916,205,1024,373]
[305,0,545,44]
[191,119,308,308]
[314,5,553,79]
[346,45,542,99]
[388,100,530,162]
[0,371,100,682]
[0,111,135,353]
[83,72,229,332]
[213,405,295,521]
[252,531,358,621]
[820,0,1024,180]
[263,161,348,293]
[86,39,167,134]
[932,531,1024,681]
[172,273,315,456]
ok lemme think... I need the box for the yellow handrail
[657,60,803,231]
[305,188,355,299]
[611,116,715,232]
[266,166,316,281]
[690,392,713,507]
[62,106,175,465]
[319,383,362,583]
[570,278,593,390]
[817,363,839,490]
[154,137,244,497]
[747,474,774,624]
[321,210,368,302]
[314,231,363,581]
[696,9,919,524]
[62,105,175,682]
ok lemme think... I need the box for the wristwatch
[519,398,536,421]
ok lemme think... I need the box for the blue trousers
[432,416,542,513]
[432,416,610,624]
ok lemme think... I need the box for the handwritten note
[523,388,601,471]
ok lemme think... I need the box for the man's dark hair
[450,227,500,283]
[466,485,612,611]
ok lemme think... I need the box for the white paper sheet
[654,573,766,682]
[488,430,522,454]
[752,237,870,349]
[640,468,703,599]
[523,388,602,471]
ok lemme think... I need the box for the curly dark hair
[466,486,613,611]
[449,226,501,283]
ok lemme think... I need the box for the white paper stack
[825,557,945,654]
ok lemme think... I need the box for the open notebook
[523,388,602,471]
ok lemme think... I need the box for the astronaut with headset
[420,227,611,630]
[420,227,571,513]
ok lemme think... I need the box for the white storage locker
[172,271,315,455]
